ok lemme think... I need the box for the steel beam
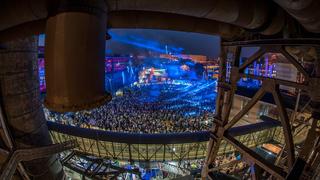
[0,87,30,180]
[239,73,309,90]
[205,38,320,179]
[239,48,266,71]
[222,39,320,47]
[279,46,309,79]
[224,87,265,130]
[272,86,295,169]
[223,133,287,179]
[201,47,229,179]
[0,140,77,180]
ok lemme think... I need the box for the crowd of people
[45,81,216,134]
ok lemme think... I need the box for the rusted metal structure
[44,0,112,112]
[60,151,142,179]
[202,39,320,179]
[0,140,77,180]
[0,0,319,179]
[4,0,320,42]
[0,36,77,179]
[0,36,67,179]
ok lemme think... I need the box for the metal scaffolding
[202,38,320,180]
[0,100,77,179]
[60,151,141,180]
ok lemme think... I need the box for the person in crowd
[44,82,215,134]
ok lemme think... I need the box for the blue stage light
[109,32,184,54]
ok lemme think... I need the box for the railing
[48,118,281,162]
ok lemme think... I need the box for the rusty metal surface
[222,39,320,47]
[0,0,318,44]
[203,39,320,179]
[0,0,282,34]
[0,36,66,179]
[0,140,77,180]
[273,0,320,33]
[44,5,111,112]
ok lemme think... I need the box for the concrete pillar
[0,36,64,179]
[44,0,111,112]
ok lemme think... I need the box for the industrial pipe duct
[107,0,284,35]
[107,11,244,40]
[0,36,64,179]
[273,0,320,33]
[0,0,288,41]
[0,0,47,32]
[44,0,111,112]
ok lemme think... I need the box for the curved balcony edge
[47,116,280,144]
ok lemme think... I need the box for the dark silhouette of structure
[0,0,319,179]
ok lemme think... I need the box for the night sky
[107,29,220,58]
[39,28,221,58]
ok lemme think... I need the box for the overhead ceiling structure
[0,0,319,43]
[0,0,319,179]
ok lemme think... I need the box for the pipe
[0,0,286,40]
[107,11,244,40]
[108,0,270,30]
[0,20,46,44]
[0,0,47,32]
[44,0,112,112]
[273,0,320,33]
[0,36,64,179]
[0,12,243,43]
[0,89,31,180]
